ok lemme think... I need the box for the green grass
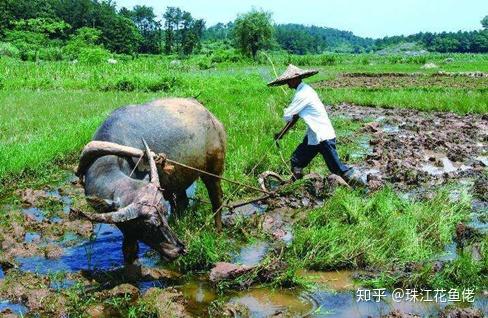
[2,53,487,189]
[0,53,486,296]
[289,187,469,269]
[0,90,158,181]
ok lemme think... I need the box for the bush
[78,47,110,64]
[404,55,427,64]
[210,49,242,64]
[38,47,64,61]
[195,56,214,70]
[319,54,338,66]
[19,50,38,62]
[0,42,20,58]
[103,75,181,92]
[387,55,402,64]
[63,27,102,59]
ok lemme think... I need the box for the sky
[115,0,487,39]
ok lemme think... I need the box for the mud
[316,73,488,89]
[328,103,487,190]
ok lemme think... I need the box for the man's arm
[274,114,299,141]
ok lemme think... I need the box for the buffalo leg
[202,176,223,232]
[174,191,189,216]
[164,190,189,218]
[122,234,139,265]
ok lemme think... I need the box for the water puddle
[50,278,75,291]
[21,188,72,222]
[138,279,167,293]
[382,124,400,134]
[438,242,458,261]
[0,300,28,316]
[232,241,269,266]
[309,291,488,318]
[180,280,217,312]
[46,189,72,213]
[229,288,315,317]
[178,278,488,317]
[233,203,267,216]
[310,291,438,317]
[23,207,46,222]
[475,156,488,166]
[350,135,373,161]
[470,200,488,234]
[421,157,458,176]
[24,232,41,243]
[16,224,156,274]
[420,152,474,177]
[301,270,356,291]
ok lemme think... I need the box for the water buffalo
[75,98,226,264]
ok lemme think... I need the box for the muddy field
[316,73,488,90]
[0,104,487,317]
[329,103,488,189]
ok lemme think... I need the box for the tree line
[0,0,487,62]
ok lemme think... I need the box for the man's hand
[274,115,299,142]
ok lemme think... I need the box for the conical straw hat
[267,64,319,86]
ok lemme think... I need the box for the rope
[165,158,272,195]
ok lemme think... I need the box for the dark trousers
[291,136,350,176]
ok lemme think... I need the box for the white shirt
[283,82,336,145]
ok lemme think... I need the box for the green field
[0,53,487,315]
[1,53,487,189]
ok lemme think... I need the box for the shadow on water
[16,224,155,274]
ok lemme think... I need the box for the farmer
[268,64,365,186]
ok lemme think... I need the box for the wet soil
[316,73,488,90]
[0,104,486,317]
[328,103,487,190]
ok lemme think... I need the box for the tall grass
[288,187,471,272]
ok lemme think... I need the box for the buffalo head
[75,139,186,262]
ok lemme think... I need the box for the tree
[5,18,70,56]
[163,7,181,54]
[432,35,460,53]
[482,15,488,30]
[50,0,97,31]
[0,0,55,36]
[63,27,102,58]
[101,15,142,54]
[232,9,273,59]
[204,22,234,42]
[121,5,162,54]
[162,7,205,55]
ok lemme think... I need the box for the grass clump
[172,204,236,272]
[288,187,470,271]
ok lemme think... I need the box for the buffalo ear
[86,196,120,212]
